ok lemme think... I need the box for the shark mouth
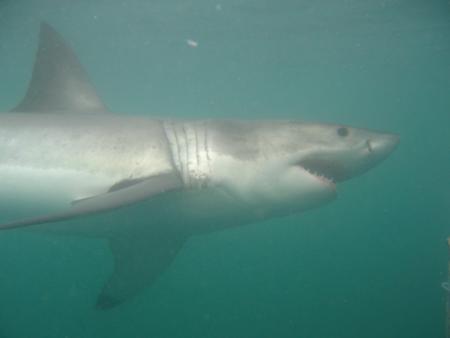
[294,158,338,187]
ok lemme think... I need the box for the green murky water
[0,1,449,337]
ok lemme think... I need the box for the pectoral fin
[0,173,182,230]
[97,231,187,309]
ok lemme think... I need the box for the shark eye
[337,127,349,137]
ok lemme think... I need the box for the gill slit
[194,124,200,169]
[181,125,191,187]
[205,121,212,173]
[162,121,183,184]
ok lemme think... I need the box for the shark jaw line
[293,160,336,189]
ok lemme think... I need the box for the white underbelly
[0,165,115,223]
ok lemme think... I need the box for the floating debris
[186,39,198,48]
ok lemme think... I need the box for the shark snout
[367,133,399,158]
[294,132,399,183]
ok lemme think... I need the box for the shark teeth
[297,165,335,186]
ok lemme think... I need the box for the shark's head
[207,120,399,215]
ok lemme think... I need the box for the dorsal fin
[11,22,107,113]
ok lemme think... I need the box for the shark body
[0,23,398,309]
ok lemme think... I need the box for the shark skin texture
[0,23,399,309]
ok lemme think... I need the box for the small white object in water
[186,39,198,48]
[216,4,222,11]
[441,282,450,291]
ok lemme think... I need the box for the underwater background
[0,1,449,337]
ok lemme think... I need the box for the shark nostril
[366,140,373,153]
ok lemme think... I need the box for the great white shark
[0,23,398,309]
